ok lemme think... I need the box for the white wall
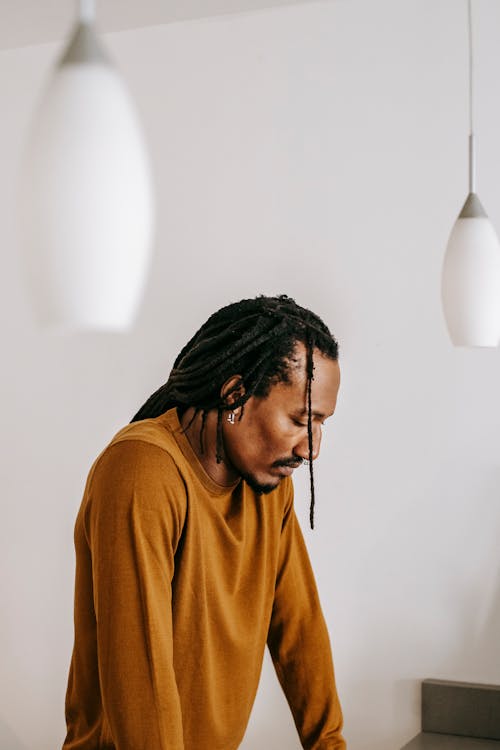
[1,1,500,748]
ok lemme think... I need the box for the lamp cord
[468,0,474,136]
[79,0,95,23]
[468,0,476,193]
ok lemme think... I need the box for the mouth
[272,459,303,477]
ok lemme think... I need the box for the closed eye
[291,415,329,428]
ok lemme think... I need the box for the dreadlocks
[131,295,338,528]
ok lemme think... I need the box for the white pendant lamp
[441,0,500,347]
[21,0,154,331]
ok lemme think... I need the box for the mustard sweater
[63,409,345,750]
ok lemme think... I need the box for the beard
[239,457,303,495]
[239,470,280,495]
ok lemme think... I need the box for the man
[63,294,346,750]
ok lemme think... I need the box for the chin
[240,471,280,495]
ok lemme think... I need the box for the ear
[220,375,246,408]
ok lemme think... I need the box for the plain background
[1,1,500,748]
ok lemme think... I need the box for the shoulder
[93,439,185,489]
[108,412,181,455]
[85,415,188,514]
[91,412,184,481]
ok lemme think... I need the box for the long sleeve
[65,440,187,750]
[267,490,346,750]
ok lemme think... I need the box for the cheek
[236,412,296,464]
[236,427,274,465]
[260,422,297,455]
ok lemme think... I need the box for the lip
[275,465,296,477]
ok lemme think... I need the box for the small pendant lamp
[21,0,154,331]
[441,0,500,347]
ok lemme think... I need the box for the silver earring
[227,411,235,425]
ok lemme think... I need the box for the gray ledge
[402,732,500,750]
[422,679,500,740]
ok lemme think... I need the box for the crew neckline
[157,408,241,496]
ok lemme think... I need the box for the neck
[180,407,239,487]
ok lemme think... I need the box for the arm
[87,440,186,750]
[267,488,346,750]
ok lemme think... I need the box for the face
[221,343,341,494]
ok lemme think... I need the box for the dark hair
[132,295,338,528]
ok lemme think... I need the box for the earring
[227,411,236,425]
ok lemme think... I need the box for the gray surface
[402,733,500,750]
[423,680,500,740]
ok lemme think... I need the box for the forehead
[264,343,341,413]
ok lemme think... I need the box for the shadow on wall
[459,565,500,680]
[240,724,301,750]
[438,483,500,683]
[0,719,29,750]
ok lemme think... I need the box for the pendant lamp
[441,0,500,347]
[21,0,154,331]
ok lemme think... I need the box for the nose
[293,424,322,462]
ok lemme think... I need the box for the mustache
[271,457,304,469]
